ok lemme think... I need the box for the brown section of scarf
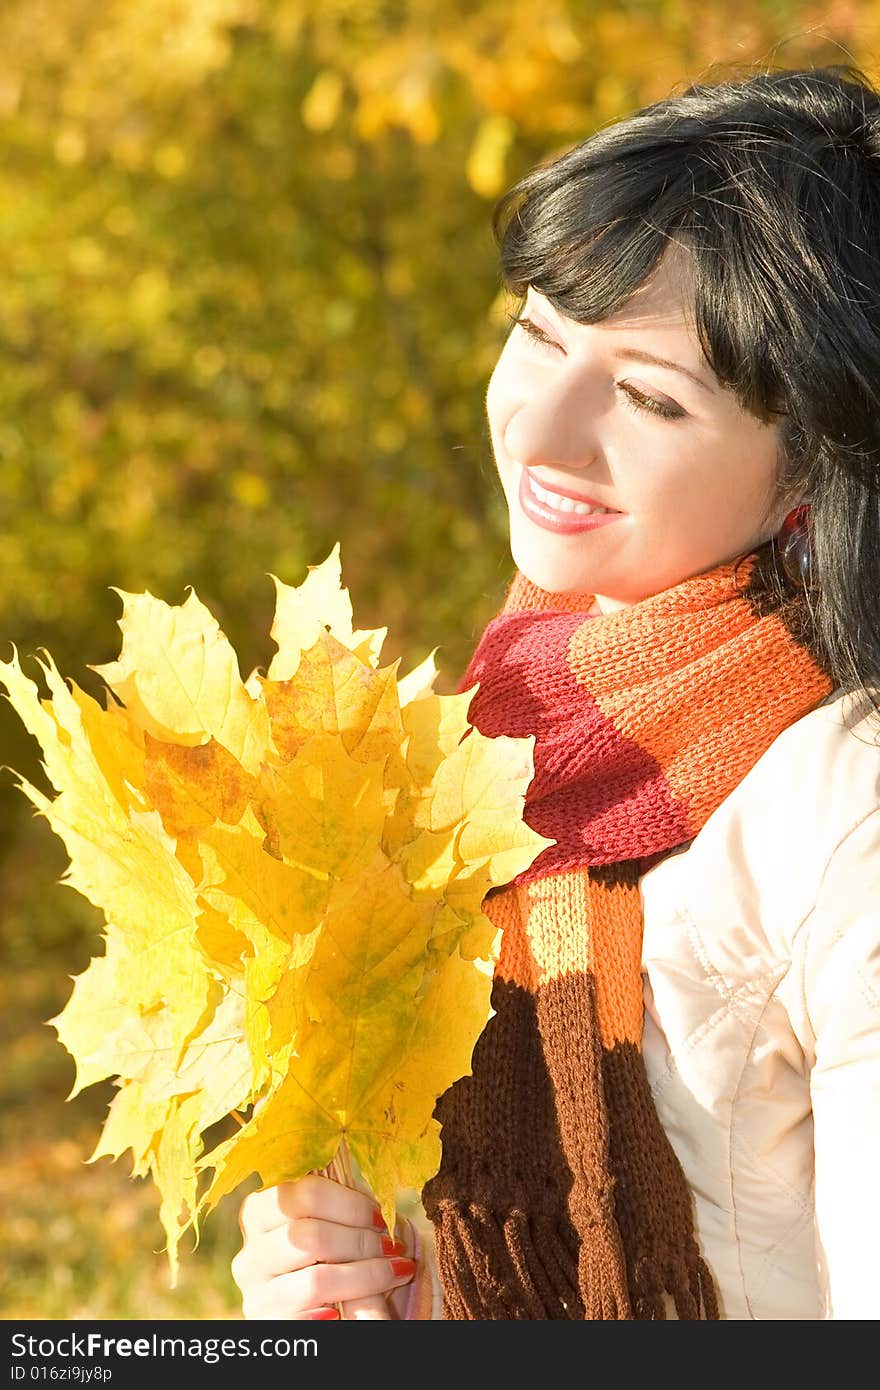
[423,870,717,1319]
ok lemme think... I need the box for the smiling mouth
[526,474,618,515]
[517,466,624,535]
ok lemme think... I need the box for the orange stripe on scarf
[492,870,644,1049]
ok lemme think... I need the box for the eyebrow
[612,347,716,394]
[528,293,716,394]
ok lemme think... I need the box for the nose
[502,365,605,470]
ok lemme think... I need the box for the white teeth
[529,477,611,515]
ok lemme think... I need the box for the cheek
[714,451,782,539]
[485,348,518,439]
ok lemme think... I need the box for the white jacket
[417,683,880,1319]
[639,683,880,1319]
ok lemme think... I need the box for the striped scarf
[420,540,834,1319]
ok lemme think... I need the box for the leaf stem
[321,1136,368,1320]
[321,1142,346,1318]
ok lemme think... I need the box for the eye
[508,314,686,422]
[618,383,685,422]
[507,312,559,352]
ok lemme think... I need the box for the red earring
[777,503,814,589]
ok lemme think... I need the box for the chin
[509,542,594,596]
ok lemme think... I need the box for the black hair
[491,62,880,738]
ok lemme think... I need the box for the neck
[589,593,632,616]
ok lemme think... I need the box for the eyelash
[506,313,685,421]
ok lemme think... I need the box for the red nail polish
[312,1308,340,1320]
[380,1236,406,1256]
[390,1256,416,1279]
[371,1208,387,1230]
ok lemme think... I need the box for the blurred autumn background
[0,0,875,1321]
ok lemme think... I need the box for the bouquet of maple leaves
[0,546,551,1282]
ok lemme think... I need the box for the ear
[770,489,811,533]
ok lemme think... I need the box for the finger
[339,1293,392,1321]
[242,1298,341,1322]
[240,1215,407,1279]
[332,1165,413,1265]
[262,1255,416,1314]
[240,1173,385,1237]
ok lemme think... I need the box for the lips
[517,465,624,535]
[524,471,618,512]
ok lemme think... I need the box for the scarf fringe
[431,1201,720,1319]
[627,1247,720,1319]
[684,1246,720,1320]
[433,1202,582,1319]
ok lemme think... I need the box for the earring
[777,502,814,589]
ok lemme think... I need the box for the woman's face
[486,243,795,612]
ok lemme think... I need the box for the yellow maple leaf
[90,586,271,773]
[266,542,387,678]
[0,545,554,1280]
[262,632,405,763]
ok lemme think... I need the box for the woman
[231,63,880,1319]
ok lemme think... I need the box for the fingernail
[371,1208,387,1230]
[390,1256,416,1279]
[312,1308,340,1320]
[380,1236,406,1257]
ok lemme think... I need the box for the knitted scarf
[420,539,835,1319]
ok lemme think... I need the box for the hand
[232,1173,418,1320]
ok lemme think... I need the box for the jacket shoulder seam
[790,806,880,955]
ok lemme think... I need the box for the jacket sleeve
[804,808,880,1319]
[401,1218,444,1319]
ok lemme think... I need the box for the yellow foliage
[465,114,517,198]
[0,545,553,1280]
[301,69,345,131]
